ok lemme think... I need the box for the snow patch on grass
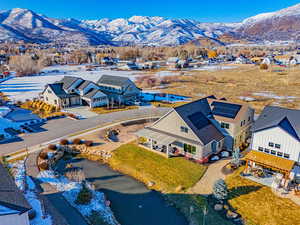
[38,170,118,225]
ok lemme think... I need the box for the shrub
[73,138,82,145]
[260,63,268,70]
[38,161,49,170]
[75,184,92,205]
[87,210,110,225]
[84,141,93,147]
[213,179,228,201]
[48,144,57,150]
[60,139,69,145]
[39,151,48,160]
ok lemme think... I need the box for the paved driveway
[0,107,170,155]
[63,106,98,118]
[189,159,230,195]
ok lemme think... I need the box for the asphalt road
[1,107,170,155]
[56,158,188,225]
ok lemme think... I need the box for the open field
[159,64,300,112]
[108,143,207,192]
[226,167,300,225]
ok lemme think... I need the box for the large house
[0,163,31,225]
[246,106,300,184]
[207,97,255,151]
[97,75,141,105]
[41,76,108,108]
[136,96,254,162]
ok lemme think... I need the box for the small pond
[56,158,188,225]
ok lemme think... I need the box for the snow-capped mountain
[2,4,300,46]
[235,3,300,41]
[0,8,238,46]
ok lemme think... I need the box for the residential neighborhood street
[1,107,170,155]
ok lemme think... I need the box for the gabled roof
[56,76,82,90]
[47,83,72,98]
[97,75,131,87]
[83,89,106,99]
[77,80,93,90]
[0,164,31,215]
[253,106,300,140]
[174,98,224,145]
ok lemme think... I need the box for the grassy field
[150,101,187,108]
[226,167,300,225]
[91,106,139,114]
[159,64,300,113]
[108,143,207,192]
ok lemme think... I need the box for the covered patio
[244,150,295,188]
[136,128,177,157]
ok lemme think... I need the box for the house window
[218,142,221,148]
[271,150,276,155]
[184,143,196,154]
[180,126,188,133]
[258,147,264,151]
[248,116,251,122]
[268,142,274,147]
[48,90,52,94]
[277,152,283,157]
[240,121,243,127]
[264,148,270,153]
[46,97,48,101]
[54,100,57,105]
[284,153,290,159]
[221,122,230,129]
[275,144,281,149]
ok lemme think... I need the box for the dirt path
[189,159,230,195]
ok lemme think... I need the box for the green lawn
[108,143,207,192]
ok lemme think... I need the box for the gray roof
[253,106,300,139]
[83,89,105,99]
[97,75,130,87]
[48,83,71,98]
[0,163,31,214]
[77,80,93,90]
[56,76,81,90]
[174,98,224,145]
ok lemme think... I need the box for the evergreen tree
[213,179,228,201]
[231,148,241,167]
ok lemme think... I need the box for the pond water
[56,158,188,225]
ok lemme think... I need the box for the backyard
[226,167,300,225]
[108,143,207,192]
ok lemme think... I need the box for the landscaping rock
[214,204,223,211]
[226,210,239,219]
[148,181,155,187]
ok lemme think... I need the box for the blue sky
[1,0,300,22]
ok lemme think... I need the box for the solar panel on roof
[211,102,241,119]
[188,112,210,130]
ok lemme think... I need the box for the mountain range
[1,4,300,46]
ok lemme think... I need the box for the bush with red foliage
[60,139,69,145]
[39,161,49,170]
[84,141,93,147]
[39,151,48,160]
[73,138,82,145]
[48,144,57,150]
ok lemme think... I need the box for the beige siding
[43,86,61,107]
[151,110,201,143]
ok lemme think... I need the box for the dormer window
[180,126,188,133]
